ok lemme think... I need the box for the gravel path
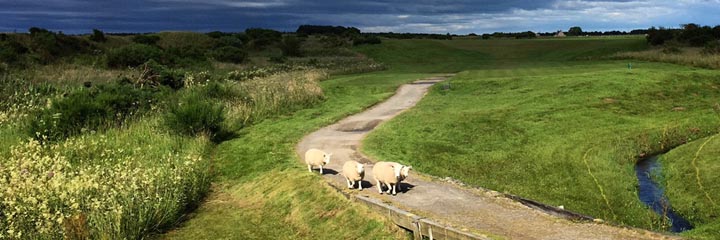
[296,75,678,240]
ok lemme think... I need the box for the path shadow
[362,181,416,195]
[321,168,338,175]
[398,182,415,194]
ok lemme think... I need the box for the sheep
[342,161,365,190]
[304,148,331,174]
[372,161,412,195]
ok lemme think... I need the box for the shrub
[210,46,247,63]
[280,36,302,57]
[132,34,160,45]
[132,60,185,89]
[702,41,720,55]
[215,36,244,48]
[647,27,676,46]
[27,83,159,141]
[106,44,162,68]
[662,45,682,54]
[89,29,106,42]
[206,31,230,39]
[0,39,28,64]
[352,35,382,46]
[165,91,225,138]
[245,28,281,49]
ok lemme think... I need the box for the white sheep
[372,161,411,195]
[304,148,331,174]
[342,160,365,190]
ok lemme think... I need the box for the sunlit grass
[363,61,720,232]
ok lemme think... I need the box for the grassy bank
[359,37,720,232]
[162,72,429,239]
[661,135,720,239]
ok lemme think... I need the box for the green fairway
[354,37,647,72]
[359,38,720,234]
[163,72,429,239]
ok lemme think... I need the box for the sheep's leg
[376,180,383,194]
[346,178,353,189]
[391,184,397,195]
[307,164,312,172]
[386,184,392,194]
[319,165,324,174]
[358,180,363,190]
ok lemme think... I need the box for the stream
[635,155,693,232]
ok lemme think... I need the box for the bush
[280,36,302,57]
[215,36,244,48]
[245,28,281,49]
[106,44,162,68]
[661,41,683,54]
[0,39,28,64]
[165,91,225,138]
[702,41,720,55]
[647,27,676,46]
[352,35,381,46]
[126,60,185,89]
[27,83,160,141]
[89,28,106,42]
[132,35,160,45]
[210,46,247,63]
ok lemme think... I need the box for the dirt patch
[336,119,383,132]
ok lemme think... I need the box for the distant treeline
[294,25,382,45]
[366,32,453,40]
[480,29,649,39]
[646,23,720,46]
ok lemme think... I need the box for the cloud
[0,0,718,34]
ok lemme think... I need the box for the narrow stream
[635,155,693,232]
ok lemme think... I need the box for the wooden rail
[350,194,490,240]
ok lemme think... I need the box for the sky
[1,0,719,34]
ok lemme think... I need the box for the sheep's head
[323,153,332,165]
[357,163,365,174]
[393,164,401,179]
[400,166,412,178]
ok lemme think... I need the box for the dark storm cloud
[0,0,719,34]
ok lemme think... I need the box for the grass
[661,135,720,239]
[358,37,720,232]
[2,64,411,238]
[612,47,720,69]
[354,37,647,72]
[0,116,212,239]
[159,72,429,239]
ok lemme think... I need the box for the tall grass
[612,47,720,69]
[221,70,326,130]
[0,66,331,239]
[0,117,212,239]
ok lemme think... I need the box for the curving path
[297,75,678,240]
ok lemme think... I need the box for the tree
[568,26,583,36]
[89,29,106,42]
